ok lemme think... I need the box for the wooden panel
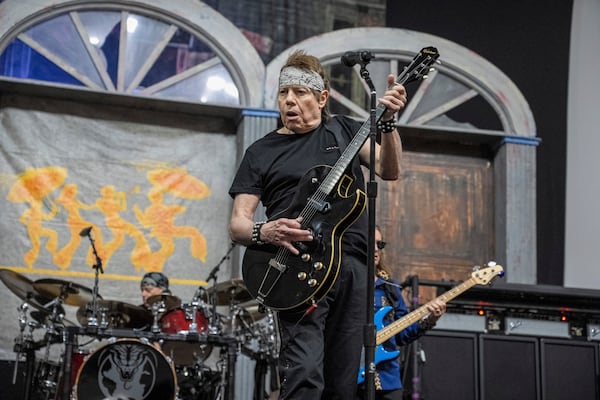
[375,149,494,300]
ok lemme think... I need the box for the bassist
[357,226,446,400]
[228,50,406,400]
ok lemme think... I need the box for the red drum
[69,349,88,386]
[73,339,176,400]
[160,305,211,366]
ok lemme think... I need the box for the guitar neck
[296,46,440,224]
[318,104,387,195]
[376,277,477,345]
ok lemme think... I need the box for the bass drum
[73,339,177,400]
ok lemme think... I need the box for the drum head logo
[98,342,157,399]
[76,341,175,400]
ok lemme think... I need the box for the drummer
[140,272,172,309]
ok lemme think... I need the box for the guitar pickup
[268,258,287,273]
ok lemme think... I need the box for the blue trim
[501,136,541,146]
[241,108,280,118]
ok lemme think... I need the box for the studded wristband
[251,221,266,245]
[377,118,396,133]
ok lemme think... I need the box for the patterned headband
[141,272,169,289]
[279,66,325,91]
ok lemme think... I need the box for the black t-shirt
[229,115,368,260]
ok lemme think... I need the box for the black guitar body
[242,165,366,312]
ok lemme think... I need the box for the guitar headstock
[396,46,440,86]
[471,261,504,285]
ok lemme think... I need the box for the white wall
[565,0,600,289]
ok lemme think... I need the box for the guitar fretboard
[376,277,477,344]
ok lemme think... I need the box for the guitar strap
[382,281,401,315]
[326,115,349,152]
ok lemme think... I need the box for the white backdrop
[565,0,600,290]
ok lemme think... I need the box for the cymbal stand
[13,303,31,385]
[13,303,42,400]
[150,301,166,334]
[190,286,209,334]
[213,347,231,400]
[80,226,103,327]
[42,297,65,339]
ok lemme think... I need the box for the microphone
[79,226,93,237]
[206,263,220,282]
[340,50,374,67]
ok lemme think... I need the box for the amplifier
[504,316,570,338]
[433,312,487,333]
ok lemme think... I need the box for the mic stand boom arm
[80,226,103,327]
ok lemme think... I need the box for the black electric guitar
[242,47,440,312]
[357,263,504,384]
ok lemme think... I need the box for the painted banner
[0,106,236,300]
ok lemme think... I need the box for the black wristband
[251,221,266,245]
[377,118,396,133]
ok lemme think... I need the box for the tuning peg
[472,265,481,271]
[487,261,497,267]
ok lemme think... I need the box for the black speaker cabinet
[418,331,479,400]
[417,330,600,400]
[480,335,540,400]
[540,338,599,400]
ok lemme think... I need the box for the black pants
[277,253,367,400]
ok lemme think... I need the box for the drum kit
[0,268,279,400]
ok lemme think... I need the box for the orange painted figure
[7,167,65,268]
[53,183,104,269]
[133,168,210,272]
[94,185,151,271]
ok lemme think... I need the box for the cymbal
[207,278,253,305]
[77,300,152,329]
[33,278,96,307]
[0,268,55,312]
[147,294,181,310]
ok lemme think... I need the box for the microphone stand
[358,59,378,400]
[81,227,103,327]
[409,275,424,400]
[204,242,236,334]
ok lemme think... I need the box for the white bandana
[279,66,325,91]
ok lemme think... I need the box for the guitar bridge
[268,258,287,273]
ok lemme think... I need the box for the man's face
[141,285,164,306]
[375,228,383,267]
[278,85,328,134]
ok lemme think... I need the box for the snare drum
[160,305,211,366]
[73,339,176,400]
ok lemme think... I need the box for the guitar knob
[301,253,311,262]
[297,272,307,281]
[307,278,317,287]
[313,261,323,271]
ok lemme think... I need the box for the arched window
[0,1,265,107]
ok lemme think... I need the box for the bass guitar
[358,262,504,384]
[242,47,440,312]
